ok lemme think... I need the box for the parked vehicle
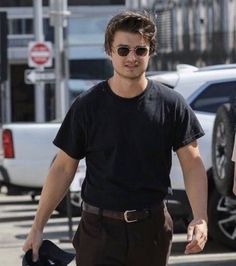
[211,100,236,249]
[150,63,236,249]
[0,122,87,216]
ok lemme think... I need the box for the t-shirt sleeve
[172,93,205,151]
[53,98,86,160]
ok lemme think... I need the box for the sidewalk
[0,193,77,266]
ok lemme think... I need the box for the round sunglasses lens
[117,47,129,56]
[136,47,148,56]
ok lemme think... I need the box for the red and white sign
[28,41,53,68]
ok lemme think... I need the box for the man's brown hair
[104,11,157,56]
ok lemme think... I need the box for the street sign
[25,69,55,84]
[28,41,53,68]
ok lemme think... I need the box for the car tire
[212,103,235,196]
[208,190,236,250]
[56,192,82,217]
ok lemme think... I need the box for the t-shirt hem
[173,131,205,151]
[53,140,84,160]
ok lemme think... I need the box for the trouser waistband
[82,201,164,223]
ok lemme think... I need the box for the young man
[23,11,208,266]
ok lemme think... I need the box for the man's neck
[108,75,148,98]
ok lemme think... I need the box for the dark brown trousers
[72,203,173,266]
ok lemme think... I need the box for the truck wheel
[208,190,236,250]
[56,191,82,216]
[212,104,235,196]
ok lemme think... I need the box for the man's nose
[126,49,137,60]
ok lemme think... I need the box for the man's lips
[125,64,138,69]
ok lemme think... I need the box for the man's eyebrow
[116,44,129,47]
[116,44,148,47]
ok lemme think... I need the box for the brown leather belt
[82,201,164,223]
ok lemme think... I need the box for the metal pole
[63,23,70,113]
[50,0,73,241]
[33,0,45,122]
[54,0,67,120]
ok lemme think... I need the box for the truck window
[190,81,236,113]
[68,58,113,102]
[70,59,113,80]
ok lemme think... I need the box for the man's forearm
[33,166,75,231]
[183,161,208,221]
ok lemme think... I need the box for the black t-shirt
[53,79,204,211]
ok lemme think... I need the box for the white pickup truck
[0,122,86,216]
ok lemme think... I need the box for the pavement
[0,192,77,266]
[0,193,236,266]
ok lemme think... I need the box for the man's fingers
[185,236,196,254]
[185,231,207,254]
[187,225,194,242]
[32,252,39,262]
[185,241,206,254]
[185,219,208,255]
[22,243,29,252]
[32,244,40,262]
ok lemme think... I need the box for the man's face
[109,31,150,80]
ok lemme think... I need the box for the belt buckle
[124,210,138,223]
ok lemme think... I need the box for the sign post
[49,0,70,121]
[32,0,45,122]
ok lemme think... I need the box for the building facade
[0,0,125,123]
[150,0,236,70]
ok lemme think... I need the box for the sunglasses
[115,46,149,57]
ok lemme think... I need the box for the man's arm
[176,140,208,254]
[23,149,79,261]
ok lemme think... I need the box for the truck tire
[212,104,235,196]
[56,192,82,216]
[208,190,236,250]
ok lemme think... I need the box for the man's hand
[185,218,208,255]
[22,226,43,262]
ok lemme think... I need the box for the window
[9,18,33,34]
[69,59,113,102]
[25,18,33,34]
[70,59,113,80]
[10,19,23,34]
[69,16,110,36]
[190,81,236,113]
[9,18,50,35]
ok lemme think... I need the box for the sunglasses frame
[114,46,149,57]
